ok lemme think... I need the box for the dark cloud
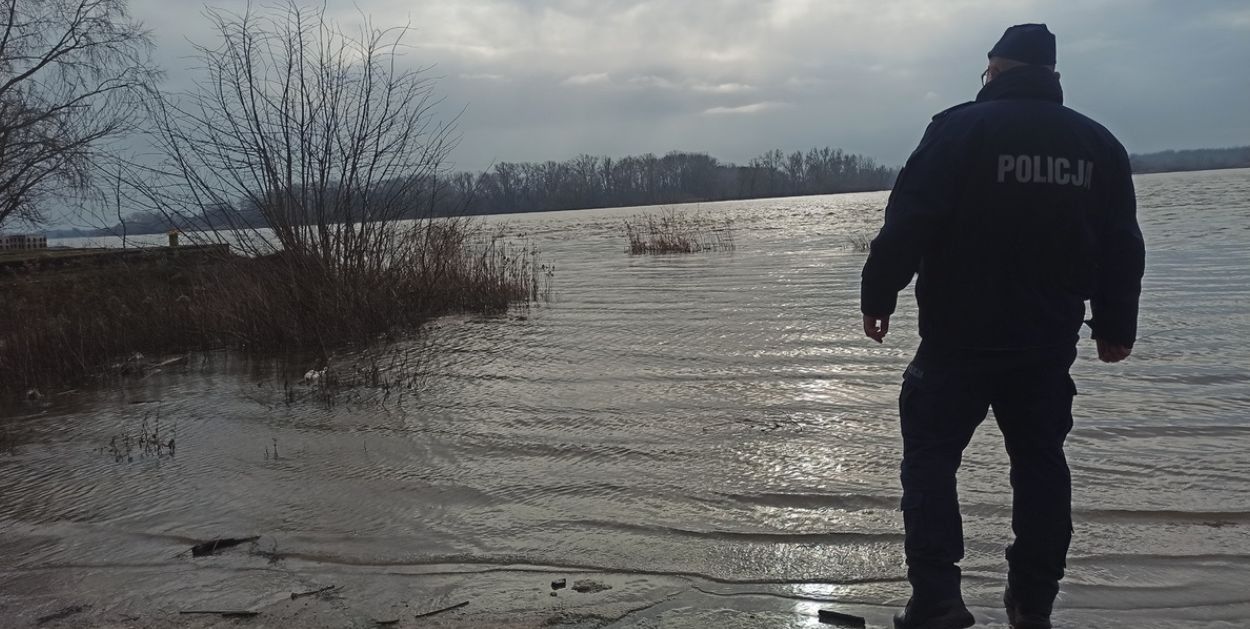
[134,0,1250,171]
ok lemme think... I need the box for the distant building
[0,233,48,251]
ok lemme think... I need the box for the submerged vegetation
[99,410,176,463]
[623,210,735,255]
[849,234,873,252]
[269,349,438,411]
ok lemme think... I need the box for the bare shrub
[131,2,455,264]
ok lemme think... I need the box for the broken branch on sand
[179,610,260,618]
[187,536,261,557]
[413,600,469,619]
[290,585,338,600]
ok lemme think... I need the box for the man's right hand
[864,314,890,343]
[1096,338,1132,363]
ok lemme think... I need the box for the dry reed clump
[623,210,735,255]
[0,222,546,397]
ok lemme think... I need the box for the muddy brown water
[2,169,1248,628]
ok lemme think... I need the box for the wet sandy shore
[6,545,1248,628]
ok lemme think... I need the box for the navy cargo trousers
[899,342,1078,614]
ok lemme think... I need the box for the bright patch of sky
[132,0,1250,171]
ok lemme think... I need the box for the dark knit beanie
[988,23,1056,66]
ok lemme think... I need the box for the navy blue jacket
[861,66,1145,350]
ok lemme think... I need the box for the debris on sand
[571,579,612,594]
[152,355,189,370]
[36,605,89,625]
[179,610,260,618]
[542,611,611,626]
[817,608,866,627]
[413,600,469,618]
[551,578,567,590]
[189,536,261,557]
[290,585,338,600]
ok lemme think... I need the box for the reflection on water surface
[2,169,1249,627]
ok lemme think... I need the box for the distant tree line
[1130,146,1250,174]
[51,147,897,237]
[442,147,897,215]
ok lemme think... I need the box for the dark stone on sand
[817,608,866,627]
[551,578,567,590]
[571,579,611,594]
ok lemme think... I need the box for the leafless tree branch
[0,0,156,227]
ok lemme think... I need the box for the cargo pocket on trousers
[898,361,927,411]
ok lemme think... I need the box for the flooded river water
[2,168,1248,628]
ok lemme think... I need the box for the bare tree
[0,0,154,228]
[135,2,457,275]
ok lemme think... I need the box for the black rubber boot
[1004,588,1053,629]
[893,598,975,629]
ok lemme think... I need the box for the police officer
[860,24,1145,629]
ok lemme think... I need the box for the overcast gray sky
[133,0,1250,172]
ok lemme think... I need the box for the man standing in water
[859,24,1145,629]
